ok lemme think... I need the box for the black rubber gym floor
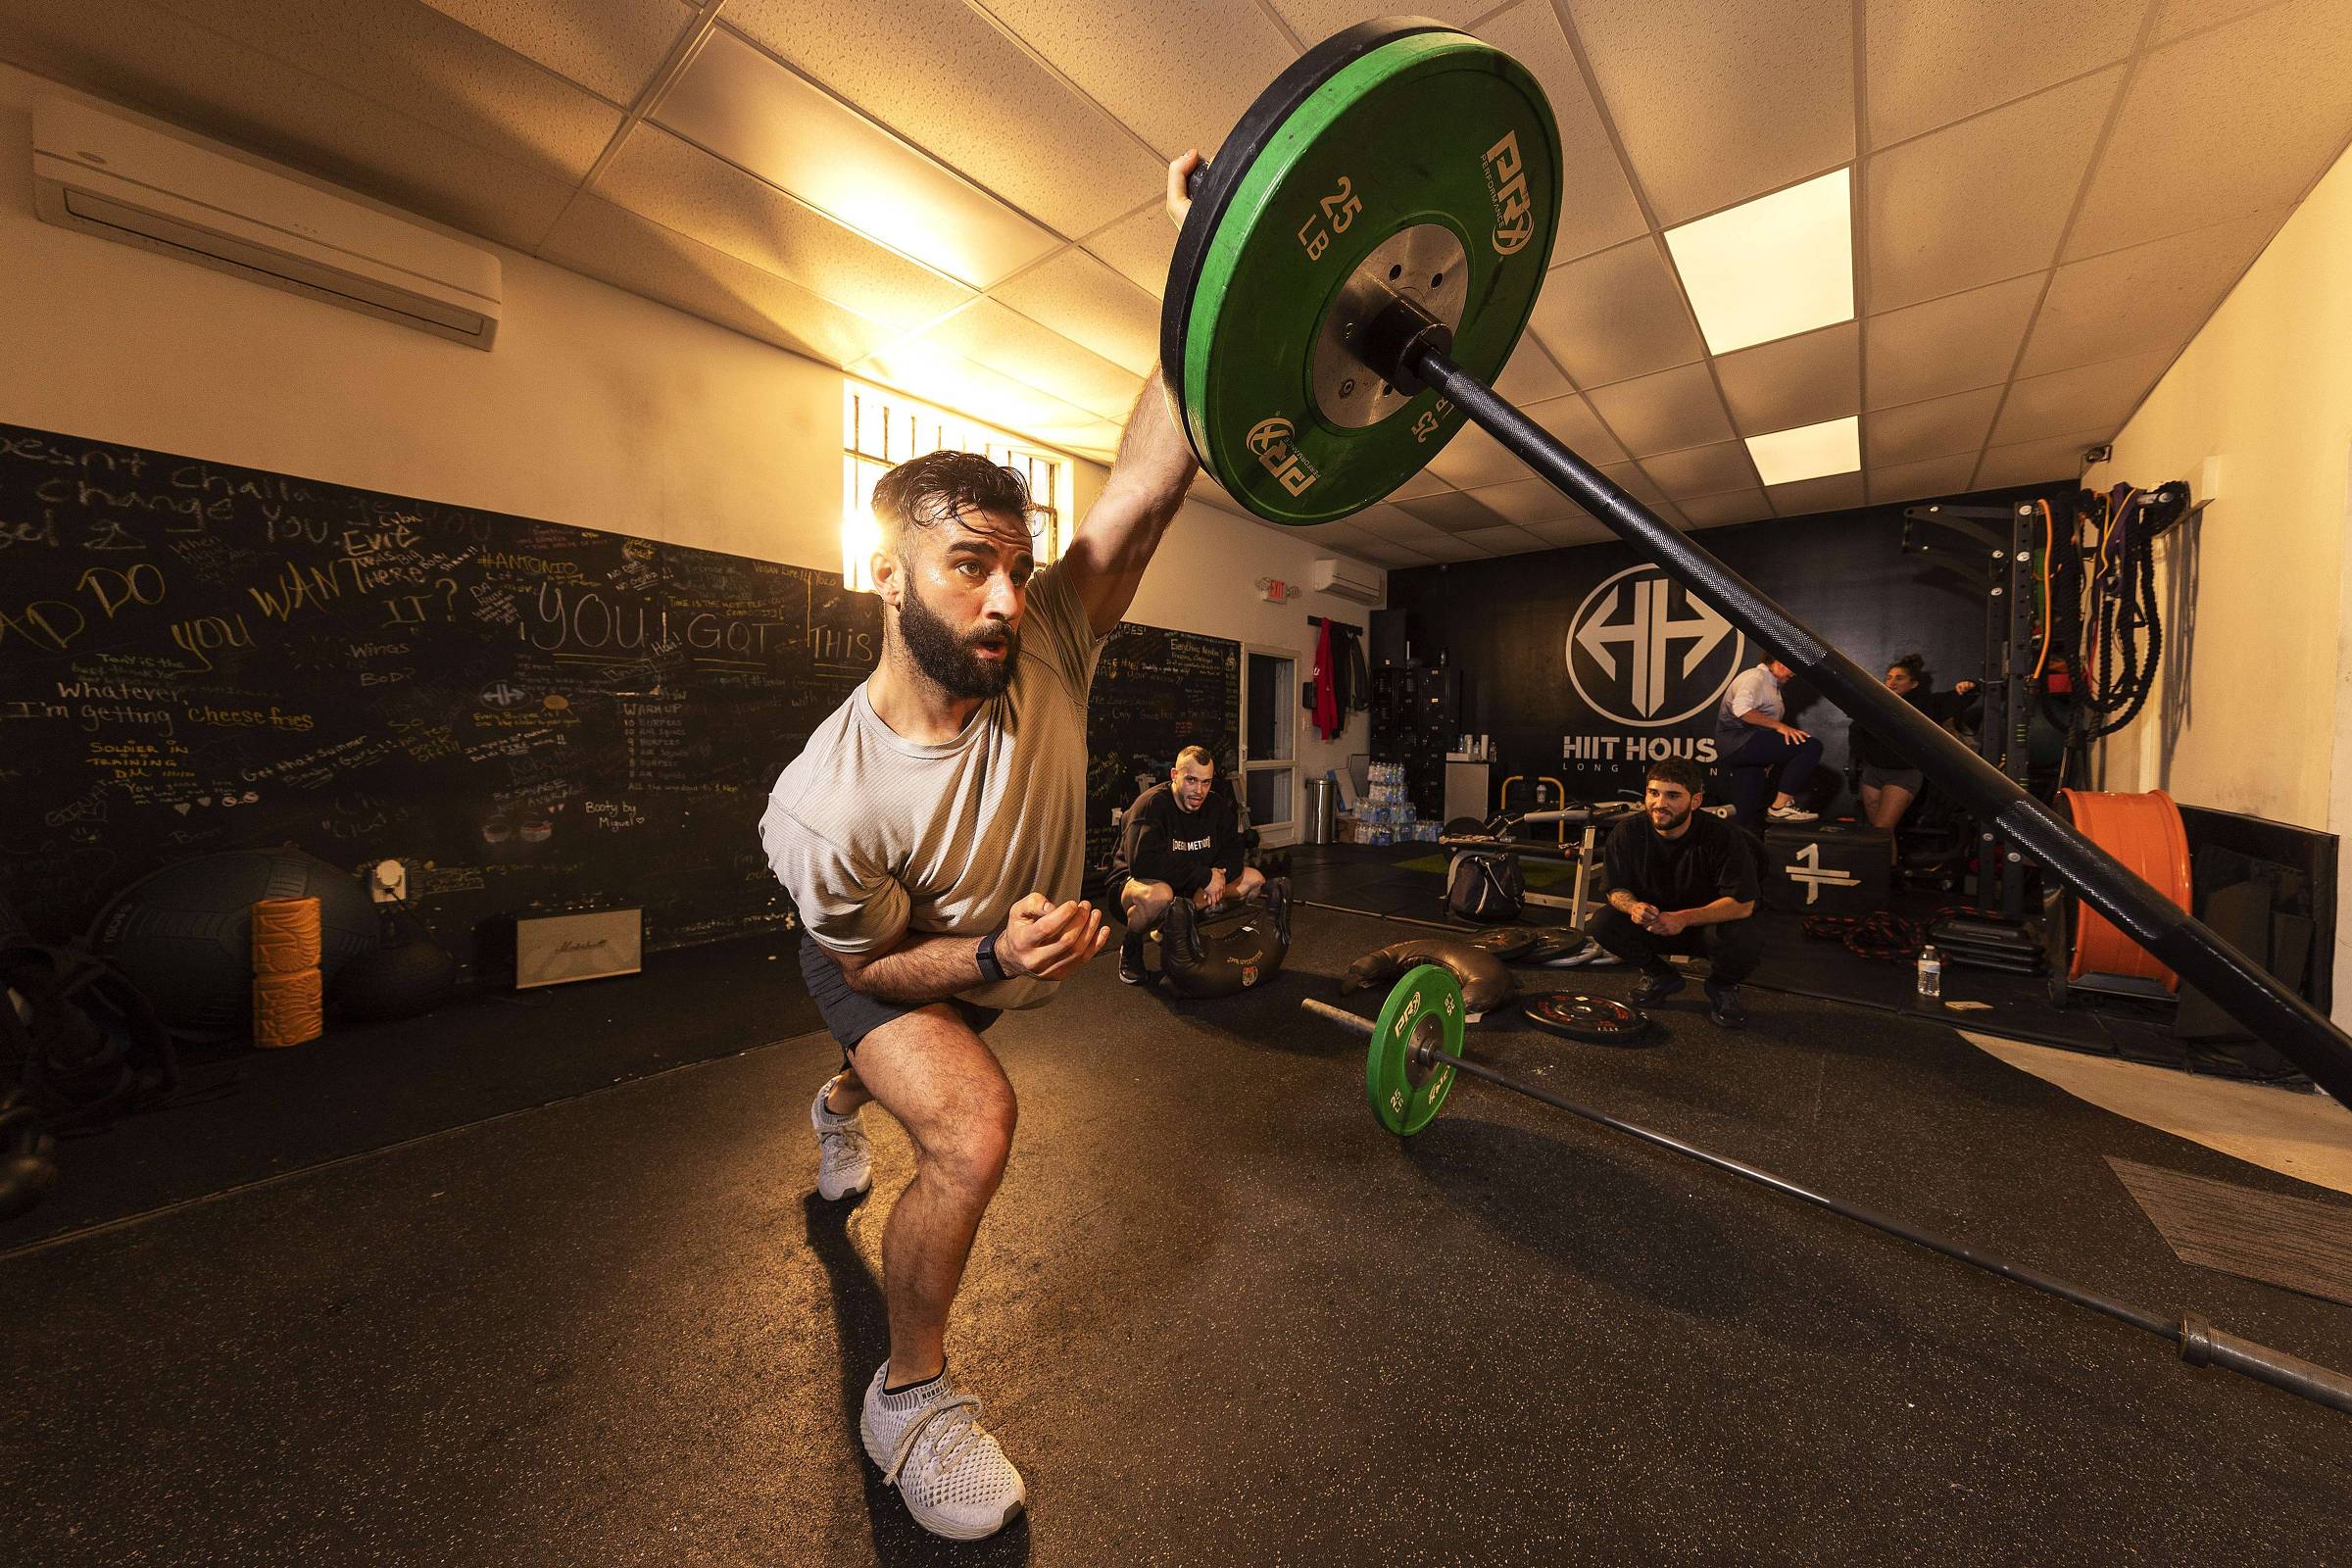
[5,904,2349,1565]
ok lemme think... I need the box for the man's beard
[1649,800,1693,832]
[899,576,1017,700]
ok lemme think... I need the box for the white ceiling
[4,0,2349,568]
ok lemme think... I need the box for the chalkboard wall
[1,422,1238,979]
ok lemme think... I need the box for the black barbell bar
[1361,303,2352,1106]
[1301,992,2352,1416]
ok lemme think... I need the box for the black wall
[1,423,1237,980]
[1384,484,2070,807]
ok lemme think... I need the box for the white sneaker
[859,1364,1027,1540]
[809,1078,870,1200]
[1766,804,1820,823]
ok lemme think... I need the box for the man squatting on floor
[757,155,1202,1544]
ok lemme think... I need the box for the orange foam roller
[2058,789,2192,992]
[252,967,323,1048]
[250,897,321,974]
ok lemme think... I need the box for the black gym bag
[1445,850,1524,924]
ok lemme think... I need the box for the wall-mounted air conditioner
[1311,555,1383,606]
[31,98,503,349]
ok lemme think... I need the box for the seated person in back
[1851,653,1978,836]
[1589,758,1762,1029]
[1110,745,1263,985]
[1715,658,1823,825]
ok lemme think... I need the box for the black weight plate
[1468,927,1539,960]
[1523,991,1649,1046]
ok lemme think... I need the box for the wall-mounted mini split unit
[1311,555,1383,606]
[31,98,503,348]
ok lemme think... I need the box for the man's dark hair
[1645,758,1704,796]
[1174,745,1215,772]
[870,451,1054,551]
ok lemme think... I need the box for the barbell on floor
[1302,966,2352,1418]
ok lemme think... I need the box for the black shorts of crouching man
[799,934,1002,1069]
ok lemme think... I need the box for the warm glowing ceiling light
[1745,416,1860,486]
[1664,169,1854,356]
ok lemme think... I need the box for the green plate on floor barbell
[1162,19,1561,524]
[1365,961,1465,1136]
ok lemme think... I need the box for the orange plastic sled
[2056,789,2193,992]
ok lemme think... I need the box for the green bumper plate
[1164,23,1560,524]
[1366,962,1465,1136]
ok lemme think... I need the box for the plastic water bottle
[1916,943,1942,1002]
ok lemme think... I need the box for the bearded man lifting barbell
[757,154,1201,1542]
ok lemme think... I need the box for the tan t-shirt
[759,565,1103,1009]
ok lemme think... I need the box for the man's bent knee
[1123,879,1174,922]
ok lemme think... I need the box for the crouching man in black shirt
[1591,758,1762,1028]
[1110,745,1264,985]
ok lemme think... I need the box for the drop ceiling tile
[1586,363,1736,458]
[1677,488,1773,527]
[1425,424,1533,492]
[1526,238,1705,389]
[1863,386,2004,466]
[1525,514,1617,549]
[1990,348,2173,445]
[1409,533,1494,563]
[655,26,1058,289]
[147,0,624,180]
[852,337,1109,451]
[1863,274,2043,410]
[418,0,695,106]
[1867,454,1980,505]
[1642,441,1759,499]
[1457,523,1550,558]
[1715,321,1861,437]
[1288,518,1387,561]
[915,299,1146,421]
[1457,479,1593,528]
[1083,201,1178,298]
[1865,70,2121,312]
[1864,0,2144,147]
[1524,394,1631,466]
[1265,1,1491,43]
[595,125,975,331]
[1564,0,1852,225]
[0,0,579,250]
[1974,428,2110,489]
[1768,472,1867,517]
[2153,0,2277,43]
[2069,0,2352,260]
[2020,211,2278,373]
[1349,503,1457,552]
[721,0,1162,240]
[1344,536,1435,567]
[1599,461,1671,511]
[541,193,901,365]
[1493,339,1575,406]
[1189,476,1251,517]
[1472,1,1649,262]
[1397,489,1509,534]
[991,248,1161,377]
[980,0,1298,163]
[1389,468,1456,503]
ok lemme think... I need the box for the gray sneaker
[809,1078,870,1200]
[859,1364,1026,1540]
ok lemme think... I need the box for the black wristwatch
[974,927,1009,984]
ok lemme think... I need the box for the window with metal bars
[841,381,1071,591]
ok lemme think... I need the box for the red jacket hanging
[1312,617,1340,740]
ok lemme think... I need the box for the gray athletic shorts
[1860,762,1925,794]
[799,936,1001,1065]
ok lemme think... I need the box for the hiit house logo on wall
[1561,566,1744,768]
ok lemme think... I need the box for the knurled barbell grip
[1300,997,1376,1038]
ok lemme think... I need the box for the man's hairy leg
[845,1005,1018,1387]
